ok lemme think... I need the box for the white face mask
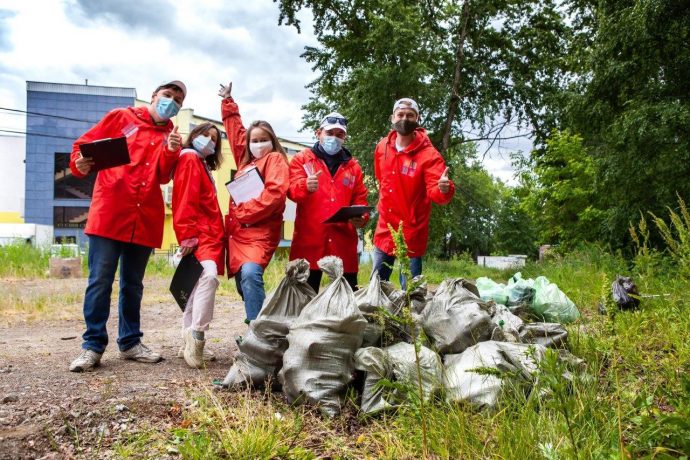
[249,140,272,159]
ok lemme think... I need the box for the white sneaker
[69,349,102,372]
[183,329,205,369]
[177,344,216,361]
[118,342,162,363]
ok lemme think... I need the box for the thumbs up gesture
[307,170,322,192]
[438,167,450,194]
[167,125,182,152]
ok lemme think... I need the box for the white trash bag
[279,256,367,417]
[222,259,316,388]
[421,279,495,354]
[444,340,547,410]
[355,272,394,347]
[355,342,443,414]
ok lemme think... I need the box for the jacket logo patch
[401,160,417,177]
[342,173,355,188]
[122,123,139,138]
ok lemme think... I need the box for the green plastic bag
[531,276,580,323]
[506,272,535,306]
[476,277,509,305]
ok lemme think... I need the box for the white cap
[155,80,187,98]
[319,112,348,133]
[393,97,419,115]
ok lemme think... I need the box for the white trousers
[182,260,219,332]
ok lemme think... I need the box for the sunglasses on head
[324,116,348,126]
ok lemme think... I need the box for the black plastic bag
[611,275,640,311]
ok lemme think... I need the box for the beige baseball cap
[393,97,419,114]
[154,80,187,98]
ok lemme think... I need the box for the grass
[3,242,689,458]
[118,245,690,459]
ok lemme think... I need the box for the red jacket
[70,106,179,248]
[222,98,289,276]
[373,128,455,257]
[287,148,368,273]
[172,150,226,275]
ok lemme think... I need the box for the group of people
[67,79,455,372]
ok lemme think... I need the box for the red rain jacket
[70,106,179,248]
[287,148,368,273]
[172,149,226,274]
[222,98,289,276]
[373,128,455,257]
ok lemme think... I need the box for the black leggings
[307,269,358,293]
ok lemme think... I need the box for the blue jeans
[372,246,422,290]
[82,235,152,353]
[235,262,265,322]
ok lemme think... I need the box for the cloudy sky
[0,0,527,183]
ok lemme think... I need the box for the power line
[0,107,99,124]
[0,129,76,141]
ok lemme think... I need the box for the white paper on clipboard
[225,167,264,204]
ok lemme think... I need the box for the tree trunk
[440,1,471,153]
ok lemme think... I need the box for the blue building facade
[24,82,136,245]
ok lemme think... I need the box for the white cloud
[0,0,525,177]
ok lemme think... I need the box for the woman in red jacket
[288,112,369,292]
[219,83,289,322]
[172,122,225,368]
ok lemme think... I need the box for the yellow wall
[134,100,305,252]
[0,211,24,223]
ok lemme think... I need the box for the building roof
[26,81,137,98]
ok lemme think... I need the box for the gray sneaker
[183,329,205,369]
[177,344,216,361]
[118,342,163,363]
[69,349,102,372]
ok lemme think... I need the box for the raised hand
[438,167,450,194]
[307,170,322,192]
[167,125,182,152]
[218,82,233,99]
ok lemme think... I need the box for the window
[54,153,95,199]
[54,206,89,229]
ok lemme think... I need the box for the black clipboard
[79,136,131,172]
[169,254,203,311]
[323,205,373,223]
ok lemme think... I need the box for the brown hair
[182,122,224,170]
[241,120,288,167]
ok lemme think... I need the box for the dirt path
[0,277,247,459]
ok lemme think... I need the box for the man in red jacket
[373,98,455,287]
[288,112,369,292]
[68,80,186,372]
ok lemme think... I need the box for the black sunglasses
[324,116,348,126]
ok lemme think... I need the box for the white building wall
[0,135,26,216]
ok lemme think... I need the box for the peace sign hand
[438,167,450,194]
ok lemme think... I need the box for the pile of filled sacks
[219,257,583,416]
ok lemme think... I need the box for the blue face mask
[192,135,215,157]
[320,136,343,155]
[155,97,180,120]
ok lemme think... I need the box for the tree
[563,0,690,247]
[519,130,605,247]
[426,143,502,259]
[274,0,571,177]
[493,185,539,257]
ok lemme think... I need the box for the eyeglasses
[323,116,348,126]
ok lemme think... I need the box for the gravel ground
[0,276,246,459]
